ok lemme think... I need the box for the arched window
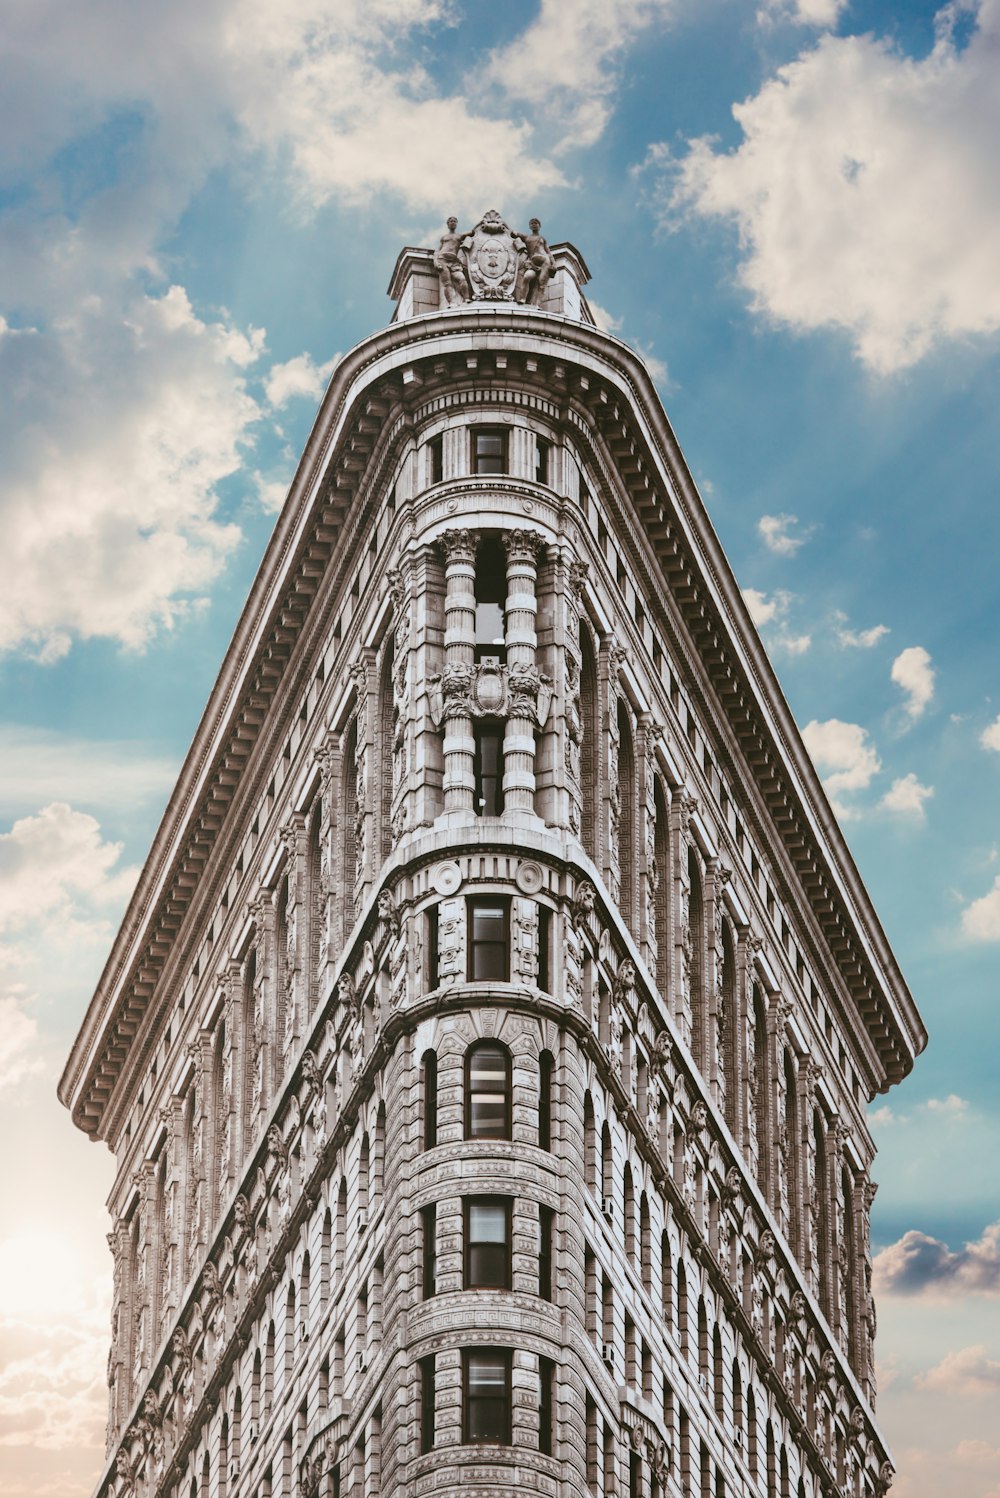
[697,1297,709,1384]
[747,1388,758,1479]
[219,1413,229,1498]
[421,1050,438,1149]
[732,1359,743,1443]
[336,1180,347,1276]
[623,1163,636,1263]
[601,1121,613,1214]
[465,1042,511,1140]
[767,1422,777,1498]
[264,1322,275,1417]
[374,1103,386,1200]
[232,1388,242,1465]
[653,778,670,998]
[358,1133,370,1219]
[251,1349,261,1425]
[677,1260,689,1357]
[274,875,289,1064]
[538,1050,554,1151]
[580,625,599,862]
[300,1252,311,1339]
[212,1018,227,1209]
[660,1232,673,1328]
[321,1209,332,1309]
[284,1282,296,1381]
[713,1324,724,1418]
[584,1092,597,1195]
[200,1451,210,1498]
[639,1193,651,1292]
[616,699,637,935]
[241,947,258,1132]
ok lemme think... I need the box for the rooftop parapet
[388,209,592,323]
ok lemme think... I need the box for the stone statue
[517,218,555,305]
[434,216,470,305]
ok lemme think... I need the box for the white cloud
[757,512,811,556]
[0,803,136,938]
[743,587,783,626]
[759,0,848,24]
[953,1440,1000,1466]
[961,874,1000,941]
[802,717,881,816]
[980,714,1000,752]
[875,1222,1000,1299]
[833,610,889,648]
[254,473,291,514]
[892,646,936,722]
[915,1344,1000,1395]
[486,0,679,152]
[868,1104,898,1127]
[264,352,338,409]
[881,772,934,819]
[0,286,262,659]
[925,1093,969,1117]
[589,301,624,336]
[660,1,1000,372]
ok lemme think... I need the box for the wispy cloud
[264,352,339,409]
[0,727,177,819]
[742,587,811,654]
[880,772,934,819]
[961,874,1000,941]
[757,512,812,556]
[874,1220,1000,1299]
[980,714,1000,752]
[914,1344,1000,1395]
[833,610,889,649]
[758,0,848,25]
[891,646,936,723]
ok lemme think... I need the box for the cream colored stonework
[61,220,924,1498]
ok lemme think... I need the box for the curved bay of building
[61,251,924,1498]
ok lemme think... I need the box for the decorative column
[562,557,588,837]
[279,813,307,1067]
[316,729,340,985]
[801,1060,821,1295]
[705,860,731,1111]
[439,529,477,813]
[249,892,274,1127]
[765,992,790,1222]
[106,1220,129,1449]
[218,963,242,1209]
[861,1177,878,1398]
[159,1098,183,1336]
[350,650,376,901]
[601,636,624,903]
[638,716,661,972]
[670,790,696,1051]
[503,528,545,814]
[387,565,412,849]
[731,926,753,1152]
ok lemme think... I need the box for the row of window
[426,429,551,486]
[419,1196,553,1297]
[418,1349,554,1453]
[421,1042,553,1146]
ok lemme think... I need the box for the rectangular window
[422,1052,437,1150]
[538,1205,554,1300]
[428,434,443,486]
[465,1197,511,1289]
[473,428,507,476]
[468,900,509,982]
[537,906,551,994]
[473,725,504,815]
[538,1049,553,1149]
[419,1355,436,1453]
[463,1349,511,1444]
[535,436,551,486]
[421,1205,437,1298]
[426,905,439,989]
[539,1357,554,1456]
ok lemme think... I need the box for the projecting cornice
[59,301,926,1139]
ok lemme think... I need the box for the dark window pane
[465,1351,510,1443]
[474,430,506,475]
[466,1041,511,1140]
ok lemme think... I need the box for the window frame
[464,1196,512,1290]
[467,898,510,983]
[464,1040,512,1141]
[419,1354,436,1453]
[538,1204,554,1301]
[463,1348,512,1445]
[471,427,508,477]
[421,1203,437,1299]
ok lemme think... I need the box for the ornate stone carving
[266,1123,289,1170]
[432,211,557,306]
[571,881,597,932]
[754,1229,776,1272]
[377,888,401,938]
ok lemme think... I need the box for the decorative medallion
[514,860,544,895]
[431,860,462,896]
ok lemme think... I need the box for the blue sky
[1,1,998,1493]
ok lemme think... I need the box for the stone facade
[61,217,925,1498]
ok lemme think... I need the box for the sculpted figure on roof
[432,211,555,306]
